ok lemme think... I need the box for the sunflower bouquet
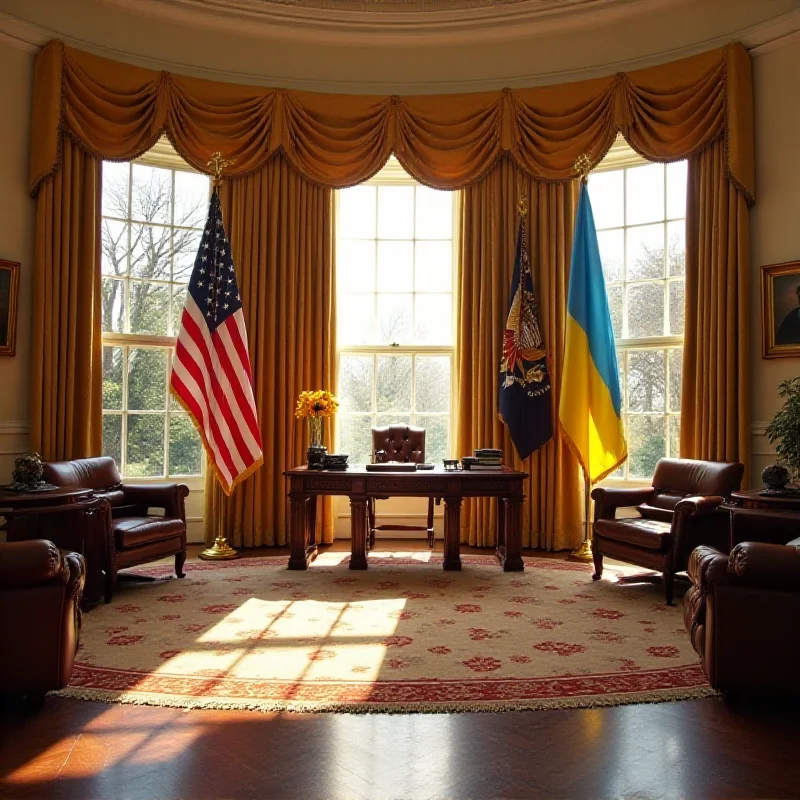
[295,390,339,419]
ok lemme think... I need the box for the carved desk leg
[349,495,369,570]
[288,491,312,570]
[443,496,462,571]
[495,496,506,562]
[500,496,524,572]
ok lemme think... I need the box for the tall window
[336,160,456,464]
[101,155,210,478]
[589,155,686,479]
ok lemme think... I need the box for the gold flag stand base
[198,537,239,561]
[568,538,593,563]
[568,469,594,563]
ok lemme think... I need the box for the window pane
[131,164,172,225]
[418,414,449,462]
[129,282,170,335]
[102,219,128,276]
[626,163,664,225]
[339,185,376,239]
[339,414,373,464]
[377,356,412,412]
[173,228,202,283]
[597,228,623,284]
[130,223,171,280]
[668,347,683,413]
[377,294,412,344]
[627,415,666,479]
[668,280,685,336]
[174,170,209,229]
[666,161,687,220]
[102,346,124,410]
[101,278,126,333]
[626,223,665,280]
[338,293,375,345]
[627,350,665,413]
[339,355,374,412]
[338,240,376,293]
[102,414,122,468]
[588,171,624,229]
[169,414,203,476]
[102,161,129,219]
[667,220,685,277]
[415,186,452,239]
[377,186,414,239]
[668,415,681,459]
[608,284,623,338]
[414,294,452,344]
[128,348,167,411]
[171,285,187,336]
[126,413,166,477]
[415,356,451,413]
[415,241,452,292]
[627,283,665,338]
[376,413,412,430]
[377,240,413,291]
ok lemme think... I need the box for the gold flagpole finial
[208,151,236,187]
[574,153,593,184]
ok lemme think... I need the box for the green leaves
[765,377,800,478]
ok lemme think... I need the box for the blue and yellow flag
[559,182,627,483]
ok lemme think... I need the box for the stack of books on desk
[471,448,503,470]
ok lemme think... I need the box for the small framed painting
[762,260,800,359]
[0,259,19,357]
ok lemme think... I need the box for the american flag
[169,190,263,495]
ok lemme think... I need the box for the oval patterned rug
[60,552,713,712]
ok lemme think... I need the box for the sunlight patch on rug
[58,554,714,712]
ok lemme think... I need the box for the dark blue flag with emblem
[498,214,553,460]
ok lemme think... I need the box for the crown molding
[0,7,798,92]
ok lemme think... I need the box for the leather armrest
[728,542,800,591]
[122,483,189,517]
[687,545,730,591]
[0,540,62,588]
[675,495,724,516]
[591,486,655,519]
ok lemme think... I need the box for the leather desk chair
[0,540,85,707]
[591,458,744,604]
[368,424,435,548]
[43,457,189,602]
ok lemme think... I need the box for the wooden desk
[283,465,528,572]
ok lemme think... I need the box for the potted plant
[764,377,800,489]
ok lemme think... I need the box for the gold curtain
[30,137,103,460]
[681,139,751,482]
[457,157,583,549]
[204,155,335,547]
[30,41,753,201]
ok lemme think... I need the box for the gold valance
[30,39,754,201]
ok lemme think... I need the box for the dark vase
[762,463,790,492]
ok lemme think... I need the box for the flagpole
[198,151,240,562]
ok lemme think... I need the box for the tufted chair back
[372,425,426,464]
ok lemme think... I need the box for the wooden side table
[722,489,800,549]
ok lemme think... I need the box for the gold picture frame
[762,260,800,359]
[0,259,19,357]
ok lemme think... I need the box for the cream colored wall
[749,41,800,485]
[0,41,34,482]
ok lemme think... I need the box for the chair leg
[175,549,187,579]
[591,540,603,581]
[104,564,117,604]
[427,498,435,548]
[663,566,675,606]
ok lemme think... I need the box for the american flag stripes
[169,190,263,495]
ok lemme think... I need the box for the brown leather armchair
[591,458,744,604]
[43,457,189,602]
[0,540,86,707]
[684,538,800,695]
[368,425,434,548]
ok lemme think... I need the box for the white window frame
[592,137,685,484]
[101,139,210,482]
[335,159,460,463]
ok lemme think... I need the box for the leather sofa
[591,458,744,604]
[369,425,434,548]
[0,540,86,707]
[43,457,189,602]
[684,538,800,695]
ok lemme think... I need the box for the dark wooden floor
[3,540,799,799]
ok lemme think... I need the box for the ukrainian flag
[559,182,627,483]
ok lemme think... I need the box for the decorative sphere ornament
[12,452,44,489]
[762,463,790,492]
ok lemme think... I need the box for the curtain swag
[31,40,754,202]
